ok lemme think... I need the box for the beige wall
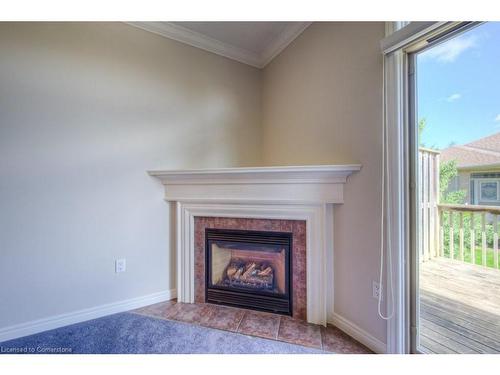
[262,22,386,342]
[1,21,387,345]
[0,22,262,328]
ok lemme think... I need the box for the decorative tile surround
[194,216,307,320]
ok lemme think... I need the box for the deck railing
[437,204,500,269]
[418,147,500,269]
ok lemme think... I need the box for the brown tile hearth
[169,302,214,325]
[132,301,373,354]
[277,316,322,349]
[202,305,246,332]
[237,310,281,340]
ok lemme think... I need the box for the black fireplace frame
[205,228,293,316]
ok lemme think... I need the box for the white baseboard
[0,289,177,343]
[328,312,387,354]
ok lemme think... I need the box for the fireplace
[150,164,361,324]
[205,228,292,315]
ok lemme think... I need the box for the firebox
[205,228,292,315]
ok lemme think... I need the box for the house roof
[440,132,500,170]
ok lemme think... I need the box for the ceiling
[127,22,311,68]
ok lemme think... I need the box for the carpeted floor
[0,312,326,354]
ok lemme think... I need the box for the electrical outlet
[372,281,382,300]
[115,258,126,273]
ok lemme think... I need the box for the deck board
[419,258,500,354]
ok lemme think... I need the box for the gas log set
[218,260,275,291]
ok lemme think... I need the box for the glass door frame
[406,22,484,353]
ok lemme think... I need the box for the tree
[418,118,427,147]
[439,159,466,204]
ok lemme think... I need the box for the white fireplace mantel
[149,164,361,204]
[148,164,361,326]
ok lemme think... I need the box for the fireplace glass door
[205,228,292,315]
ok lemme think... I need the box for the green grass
[443,245,499,268]
[440,211,500,269]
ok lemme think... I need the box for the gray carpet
[0,312,326,354]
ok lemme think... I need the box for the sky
[417,22,500,150]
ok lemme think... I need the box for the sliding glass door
[411,22,500,354]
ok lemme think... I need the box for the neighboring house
[441,132,500,206]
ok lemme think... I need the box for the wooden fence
[418,148,440,262]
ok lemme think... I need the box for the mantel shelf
[148,164,361,204]
[148,164,361,185]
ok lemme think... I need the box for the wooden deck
[419,258,500,353]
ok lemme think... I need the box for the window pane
[481,182,498,200]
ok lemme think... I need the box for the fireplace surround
[149,164,361,325]
[194,217,307,319]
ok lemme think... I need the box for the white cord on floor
[378,56,395,321]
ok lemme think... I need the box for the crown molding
[126,22,311,69]
[260,22,311,66]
